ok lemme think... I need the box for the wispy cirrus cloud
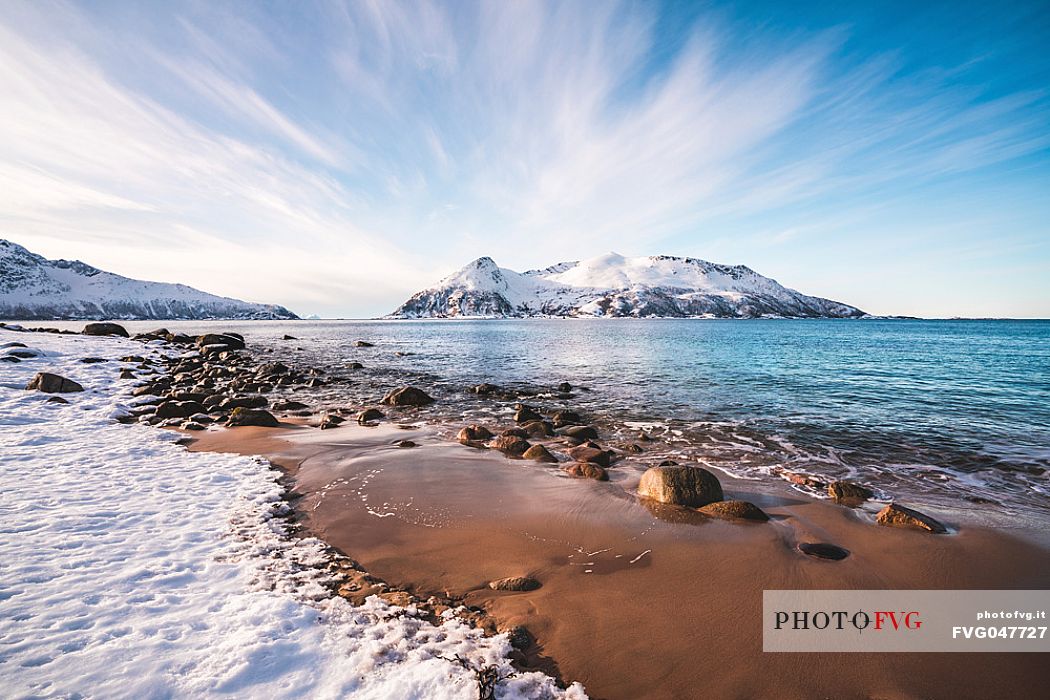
[0,0,1047,317]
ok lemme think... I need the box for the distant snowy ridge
[0,239,297,320]
[389,252,864,319]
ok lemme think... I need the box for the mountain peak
[390,252,864,319]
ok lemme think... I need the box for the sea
[20,318,1050,521]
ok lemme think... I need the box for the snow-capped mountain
[0,239,298,320]
[389,253,864,319]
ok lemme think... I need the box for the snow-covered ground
[0,329,584,699]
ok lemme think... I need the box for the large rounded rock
[698,500,769,522]
[196,333,245,350]
[551,410,582,428]
[25,372,84,393]
[226,407,280,428]
[514,405,542,423]
[557,425,598,441]
[568,445,613,467]
[382,386,434,406]
[876,504,947,534]
[637,465,723,507]
[357,408,385,424]
[82,322,129,337]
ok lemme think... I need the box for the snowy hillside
[0,239,297,320]
[389,253,864,319]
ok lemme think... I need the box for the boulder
[319,413,345,430]
[514,405,542,423]
[119,369,137,380]
[226,408,280,428]
[501,427,528,438]
[219,396,268,411]
[557,425,598,441]
[828,480,873,502]
[155,401,206,419]
[522,444,557,463]
[637,465,723,507]
[471,383,501,395]
[83,322,129,337]
[282,334,297,340]
[489,576,541,592]
[521,420,555,438]
[196,333,245,350]
[489,435,531,456]
[551,410,582,428]
[797,542,850,560]
[698,500,769,522]
[347,362,364,370]
[564,463,608,481]
[25,372,84,393]
[354,340,375,347]
[875,504,948,534]
[358,408,385,424]
[556,382,573,393]
[382,386,434,406]
[457,425,493,443]
[272,400,309,411]
[568,445,614,467]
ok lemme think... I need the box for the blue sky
[1,0,1047,318]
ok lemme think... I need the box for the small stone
[82,322,129,337]
[282,334,298,340]
[798,542,850,560]
[79,357,108,363]
[358,408,385,424]
[395,440,417,448]
[698,500,769,522]
[522,444,557,463]
[25,372,84,393]
[556,382,573,393]
[45,396,70,404]
[489,576,541,592]
[551,410,582,428]
[354,340,375,347]
[472,383,500,395]
[564,462,608,480]
[514,405,542,423]
[828,480,873,502]
[876,504,948,534]
[457,425,493,444]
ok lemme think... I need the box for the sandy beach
[189,419,1050,699]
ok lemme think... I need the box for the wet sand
[189,422,1050,700]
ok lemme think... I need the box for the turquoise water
[27,318,1050,517]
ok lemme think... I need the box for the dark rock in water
[521,420,555,438]
[551,410,582,428]
[568,445,614,467]
[306,378,325,388]
[79,357,108,364]
[514,404,542,423]
[522,444,557,463]
[46,396,70,404]
[382,386,434,406]
[156,401,206,419]
[272,400,309,411]
[196,333,245,350]
[358,408,385,424]
[490,435,531,456]
[489,576,541,592]
[282,334,297,340]
[637,465,723,507]
[26,372,84,393]
[181,421,206,431]
[347,362,364,370]
[6,350,36,358]
[226,407,280,428]
[828,480,873,503]
[698,500,769,522]
[396,440,418,448]
[256,361,290,376]
[638,431,654,442]
[83,322,129,337]
[658,459,679,467]
[471,383,501,395]
[457,425,493,443]
[564,462,608,481]
[557,382,573,393]
[0,355,20,363]
[220,396,268,411]
[781,471,827,489]
[118,369,136,379]
[557,425,598,440]
[1,341,28,348]
[798,542,850,560]
[623,443,644,454]
[876,504,948,534]
[501,426,529,439]
[353,340,374,347]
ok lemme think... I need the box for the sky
[1,0,1048,319]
